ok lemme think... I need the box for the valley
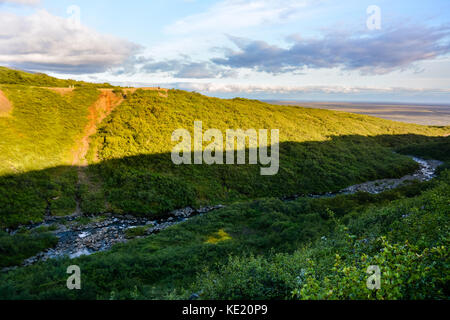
[0,67,448,300]
[1,156,441,271]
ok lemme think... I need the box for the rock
[189,293,200,300]
[172,206,195,218]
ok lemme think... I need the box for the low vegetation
[0,67,448,300]
[0,85,104,227]
[0,230,58,269]
[0,165,447,299]
[0,85,101,174]
[0,67,113,88]
[84,89,448,216]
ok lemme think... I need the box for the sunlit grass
[205,229,232,244]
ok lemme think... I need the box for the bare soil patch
[0,89,13,116]
[71,90,123,166]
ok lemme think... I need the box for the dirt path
[69,90,124,216]
[46,87,75,95]
[71,89,123,167]
[68,87,166,216]
[0,89,13,117]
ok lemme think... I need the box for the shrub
[0,231,58,268]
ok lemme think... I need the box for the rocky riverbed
[285,157,442,200]
[3,156,442,270]
[3,205,224,270]
[338,157,442,194]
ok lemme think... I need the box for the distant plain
[266,101,450,126]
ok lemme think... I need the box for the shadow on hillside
[1,133,448,228]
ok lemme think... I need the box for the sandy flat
[267,101,450,126]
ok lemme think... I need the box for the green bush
[197,253,305,300]
[125,226,149,239]
[190,171,450,300]
[296,236,448,300]
[0,231,58,268]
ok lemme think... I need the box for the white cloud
[213,25,450,75]
[0,0,39,5]
[165,0,317,35]
[175,82,450,95]
[0,10,141,74]
[138,58,236,79]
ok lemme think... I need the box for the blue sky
[0,0,449,103]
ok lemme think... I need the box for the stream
[2,156,443,270]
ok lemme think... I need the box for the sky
[0,0,449,103]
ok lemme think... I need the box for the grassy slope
[0,86,102,225]
[0,72,448,227]
[82,89,448,215]
[0,67,113,88]
[0,86,101,174]
[0,165,448,299]
[91,90,447,160]
[0,67,122,226]
[0,67,448,299]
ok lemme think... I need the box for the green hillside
[81,89,447,216]
[0,86,100,174]
[0,66,113,88]
[1,152,448,300]
[0,68,448,228]
[0,67,448,300]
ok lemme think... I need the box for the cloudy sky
[1,0,449,102]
